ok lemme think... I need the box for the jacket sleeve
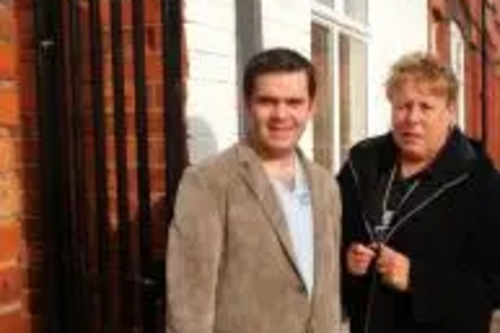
[166,168,224,333]
[328,177,345,327]
[337,161,362,246]
[410,169,500,321]
[337,161,371,318]
[477,170,500,308]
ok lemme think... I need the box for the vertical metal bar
[160,1,187,329]
[131,0,151,330]
[67,1,90,331]
[110,0,130,331]
[481,0,488,146]
[161,1,187,207]
[88,0,110,331]
[33,0,67,332]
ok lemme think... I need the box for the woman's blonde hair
[385,52,459,105]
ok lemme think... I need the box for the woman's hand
[346,243,376,276]
[376,244,411,292]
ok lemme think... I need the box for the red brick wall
[429,0,500,168]
[0,0,34,332]
[79,0,168,242]
[486,1,500,168]
[0,0,183,330]
[79,0,175,330]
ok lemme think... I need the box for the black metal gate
[33,0,186,332]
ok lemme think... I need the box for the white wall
[184,0,316,162]
[184,0,238,163]
[260,0,311,55]
[184,0,431,161]
[367,0,428,136]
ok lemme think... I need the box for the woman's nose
[406,105,423,123]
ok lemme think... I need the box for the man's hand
[346,243,376,276]
[375,244,411,292]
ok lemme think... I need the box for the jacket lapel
[235,144,304,283]
[302,157,325,303]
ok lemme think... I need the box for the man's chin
[263,143,296,157]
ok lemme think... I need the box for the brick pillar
[0,0,31,332]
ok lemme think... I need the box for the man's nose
[272,102,288,118]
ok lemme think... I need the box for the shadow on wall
[187,115,219,164]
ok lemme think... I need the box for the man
[166,48,343,333]
[338,51,500,333]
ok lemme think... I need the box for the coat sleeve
[337,161,372,319]
[166,167,224,333]
[337,161,362,246]
[410,169,500,321]
[477,170,500,308]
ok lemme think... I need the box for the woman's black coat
[338,129,500,333]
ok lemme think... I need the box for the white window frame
[312,1,369,171]
[450,21,466,130]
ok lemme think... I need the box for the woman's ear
[447,102,458,127]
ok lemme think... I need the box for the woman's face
[390,80,456,164]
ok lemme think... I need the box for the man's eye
[256,98,275,106]
[287,99,304,107]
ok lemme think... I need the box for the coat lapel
[302,157,325,304]
[235,144,305,284]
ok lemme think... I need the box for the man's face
[390,80,456,164]
[246,71,315,159]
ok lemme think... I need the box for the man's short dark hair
[243,47,316,101]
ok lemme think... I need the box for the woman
[338,52,500,333]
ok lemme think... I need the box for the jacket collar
[424,127,477,181]
[372,127,478,183]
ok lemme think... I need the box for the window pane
[344,0,367,23]
[339,33,367,161]
[311,23,334,170]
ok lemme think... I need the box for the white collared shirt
[270,157,314,294]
